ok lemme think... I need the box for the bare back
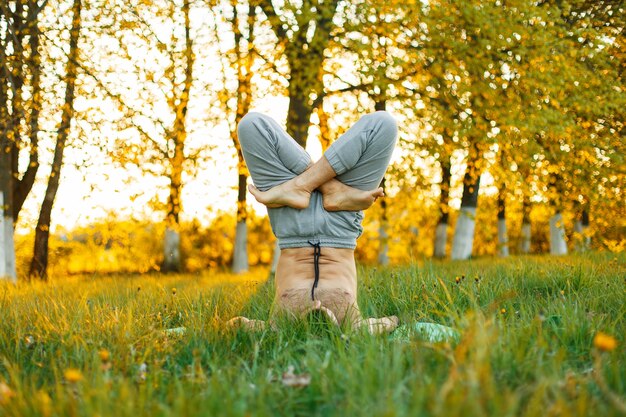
[275,247,360,324]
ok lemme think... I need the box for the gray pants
[237,111,397,249]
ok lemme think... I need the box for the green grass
[0,253,624,417]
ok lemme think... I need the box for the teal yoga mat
[390,322,460,343]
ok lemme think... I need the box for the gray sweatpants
[237,111,398,249]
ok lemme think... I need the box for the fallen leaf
[281,366,311,388]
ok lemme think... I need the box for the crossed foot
[248,180,384,212]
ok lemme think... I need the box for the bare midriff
[274,247,360,324]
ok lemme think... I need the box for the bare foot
[248,181,311,209]
[320,180,384,211]
[354,315,399,335]
[226,316,267,331]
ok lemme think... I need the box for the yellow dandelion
[98,349,110,363]
[64,368,83,383]
[560,290,565,296]
[36,390,52,417]
[500,308,506,314]
[455,276,461,284]
[0,381,16,405]
[593,332,617,352]
[172,288,177,296]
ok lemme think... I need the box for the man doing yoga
[228,111,399,334]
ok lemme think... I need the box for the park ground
[0,253,624,417]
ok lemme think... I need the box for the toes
[226,316,249,328]
[248,184,263,202]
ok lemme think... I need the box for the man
[228,111,399,334]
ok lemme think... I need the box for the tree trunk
[230,2,254,274]
[13,1,43,221]
[0,191,16,283]
[374,99,389,265]
[378,179,389,266]
[574,205,590,252]
[451,155,481,260]
[163,154,183,273]
[497,185,509,257]
[0,13,16,282]
[434,156,451,258]
[260,0,338,270]
[1,0,44,229]
[162,0,193,273]
[163,226,181,272]
[232,175,249,274]
[286,87,312,148]
[549,211,568,255]
[30,0,82,279]
[548,173,567,256]
[519,195,531,254]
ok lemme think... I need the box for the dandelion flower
[593,332,617,352]
[98,349,110,363]
[172,288,177,296]
[64,368,83,383]
[500,308,506,314]
[455,277,461,284]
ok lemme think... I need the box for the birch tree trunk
[548,172,567,256]
[497,186,509,257]
[227,2,255,274]
[30,0,82,279]
[519,194,531,254]
[434,156,451,258]
[574,205,590,252]
[233,217,249,274]
[549,211,568,255]
[0,13,15,282]
[451,155,481,260]
[378,193,389,266]
[0,0,45,282]
[162,0,194,273]
[0,192,16,283]
[163,226,181,272]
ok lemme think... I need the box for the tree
[0,0,49,281]
[30,0,82,278]
[213,0,257,273]
[89,0,201,272]
[258,0,340,147]
[256,0,340,271]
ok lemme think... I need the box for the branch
[255,0,288,42]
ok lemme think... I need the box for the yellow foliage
[15,209,274,277]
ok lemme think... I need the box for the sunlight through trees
[1,0,623,279]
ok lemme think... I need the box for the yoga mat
[390,322,460,343]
